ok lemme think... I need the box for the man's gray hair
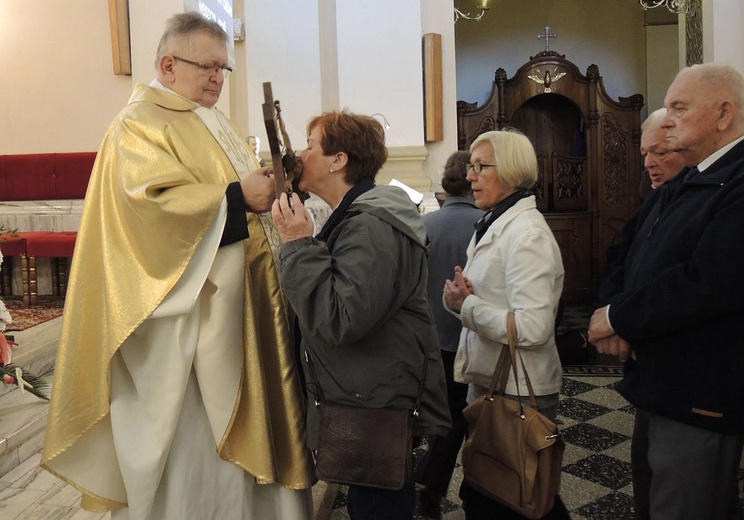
[641,108,667,133]
[676,63,744,118]
[154,12,228,66]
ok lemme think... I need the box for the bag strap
[484,311,540,412]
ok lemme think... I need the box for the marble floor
[324,304,744,519]
[0,453,108,519]
[2,305,743,520]
[324,371,637,520]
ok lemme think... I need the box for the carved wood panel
[457,51,644,303]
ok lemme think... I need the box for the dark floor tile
[332,486,348,509]
[575,489,635,519]
[560,422,630,451]
[559,397,613,422]
[563,453,633,490]
[560,378,598,397]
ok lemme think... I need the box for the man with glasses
[41,11,314,520]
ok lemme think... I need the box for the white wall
[422,0,460,192]
[335,1,424,147]
[3,0,742,177]
[645,24,679,113]
[243,1,322,149]
[242,0,427,151]
[0,0,132,153]
[703,0,744,70]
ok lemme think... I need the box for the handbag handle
[485,311,540,412]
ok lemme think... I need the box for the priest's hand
[241,167,275,213]
[271,193,314,242]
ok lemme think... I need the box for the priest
[41,11,314,520]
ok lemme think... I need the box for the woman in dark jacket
[271,111,450,520]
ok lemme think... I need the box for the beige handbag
[461,311,564,519]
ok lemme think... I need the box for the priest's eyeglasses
[172,55,232,78]
[466,163,496,174]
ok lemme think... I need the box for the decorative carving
[455,51,642,302]
[556,160,584,200]
[686,0,703,66]
[529,50,566,61]
[618,94,645,109]
[528,67,567,93]
[457,100,478,112]
[474,117,496,140]
[602,113,627,205]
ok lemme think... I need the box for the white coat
[448,196,565,397]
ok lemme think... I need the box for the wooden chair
[24,232,77,306]
[0,236,27,298]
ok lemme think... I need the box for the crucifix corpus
[537,25,558,52]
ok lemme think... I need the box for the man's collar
[698,135,744,172]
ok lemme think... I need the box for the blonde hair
[470,129,538,189]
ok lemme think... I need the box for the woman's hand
[271,192,314,242]
[443,266,473,313]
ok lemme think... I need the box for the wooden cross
[537,26,557,52]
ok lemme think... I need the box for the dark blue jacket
[606,139,744,433]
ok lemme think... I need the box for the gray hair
[676,63,744,121]
[154,12,228,66]
[470,129,538,189]
[641,108,667,133]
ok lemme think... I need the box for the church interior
[1,1,743,518]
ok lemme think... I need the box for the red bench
[0,152,95,305]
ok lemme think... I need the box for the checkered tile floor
[323,305,744,519]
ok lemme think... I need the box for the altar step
[0,317,60,477]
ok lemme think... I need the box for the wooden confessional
[457,50,644,303]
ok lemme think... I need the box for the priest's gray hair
[155,12,228,66]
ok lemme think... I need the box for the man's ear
[717,99,735,132]
[158,55,176,82]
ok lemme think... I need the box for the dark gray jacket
[423,196,484,352]
[279,185,451,449]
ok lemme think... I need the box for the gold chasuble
[41,83,314,515]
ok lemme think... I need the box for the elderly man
[642,108,684,189]
[41,12,314,520]
[599,107,687,520]
[589,63,744,519]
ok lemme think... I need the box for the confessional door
[511,95,592,302]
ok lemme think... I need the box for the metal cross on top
[537,25,557,52]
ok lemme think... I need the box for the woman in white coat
[443,129,569,520]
